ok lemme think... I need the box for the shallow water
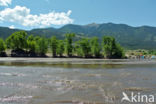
[0,58,156,104]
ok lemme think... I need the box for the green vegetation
[35,37,48,56]
[27,35,37,54]
[6,31,27,50]
[50,36,58,57]
[56,40,64,57]
[0,38,6,56]
[90,37,101,58]
[65,33,75,57]
[102,36,124,58]
[0,38,6,52]
[148,50,156,55]
[0,31,125,58]
[1,23,156,49]
[77,38,91,58]
[125,49,156,59]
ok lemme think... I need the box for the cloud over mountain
[0,6,73,28]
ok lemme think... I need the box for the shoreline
[0,57,155,65]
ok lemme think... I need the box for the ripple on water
[0,72,26,77]
[0,95,32,103]
[0,82,38,89]
[44,79,74,94]
[51,100,102,104]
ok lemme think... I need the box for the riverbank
[0,57,156,65]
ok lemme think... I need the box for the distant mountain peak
[85,23,100,27]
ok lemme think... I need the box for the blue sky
[0,0,156,30]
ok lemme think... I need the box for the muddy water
[0,59,156,104]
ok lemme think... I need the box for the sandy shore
[0,57,155,64]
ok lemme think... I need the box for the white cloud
[0,6,74,28]
[0,0,12,6]
[9,25,15,29]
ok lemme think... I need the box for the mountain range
[0,23,156,49]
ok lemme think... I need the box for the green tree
[65,33,75,57]
[0,38,6,53]
[102,36,124,58]
[102,36,114,58]
[78,38,91,58]
[102,36,115,58]
[90,37,101,57]
[35,37,48,56]
[103,36,124,58]
[113,43,125,58]
[57,40,64,57]
[6,31,27,50]
[74,41,83,57]
[149,50,156,55]
[50,36,58,57]
[27,35,36,53]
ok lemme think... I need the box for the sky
[0,0,156,30]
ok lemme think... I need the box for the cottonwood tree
[0,38,6,56]
[64,33,75,57]
[6,31,27,50]
[90,37,101,58]
[78,38,91,58]
[35,37,48,56]
[102,36,124,58]
[27,35,37,53]
[56,40,64,57]
[50,36,58,57]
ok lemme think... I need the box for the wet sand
[0,57,155,64]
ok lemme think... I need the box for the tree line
[0,31,125,58]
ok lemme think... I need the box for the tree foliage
[0,38,6,52]
[1,31,125,58]
[35,37,48,56]
[50,36,58,57]
[65,33,75,57]
[90,37,101,57]
[102,36,124,58]
[6,31,27,50]
[74,41,83,57]
[78,38,91,58]
[57,40,64,57]
[27,35,37,53]
[148,50,156,55]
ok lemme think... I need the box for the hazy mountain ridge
[0,23,156,49]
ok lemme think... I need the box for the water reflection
[0,60,156,69]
